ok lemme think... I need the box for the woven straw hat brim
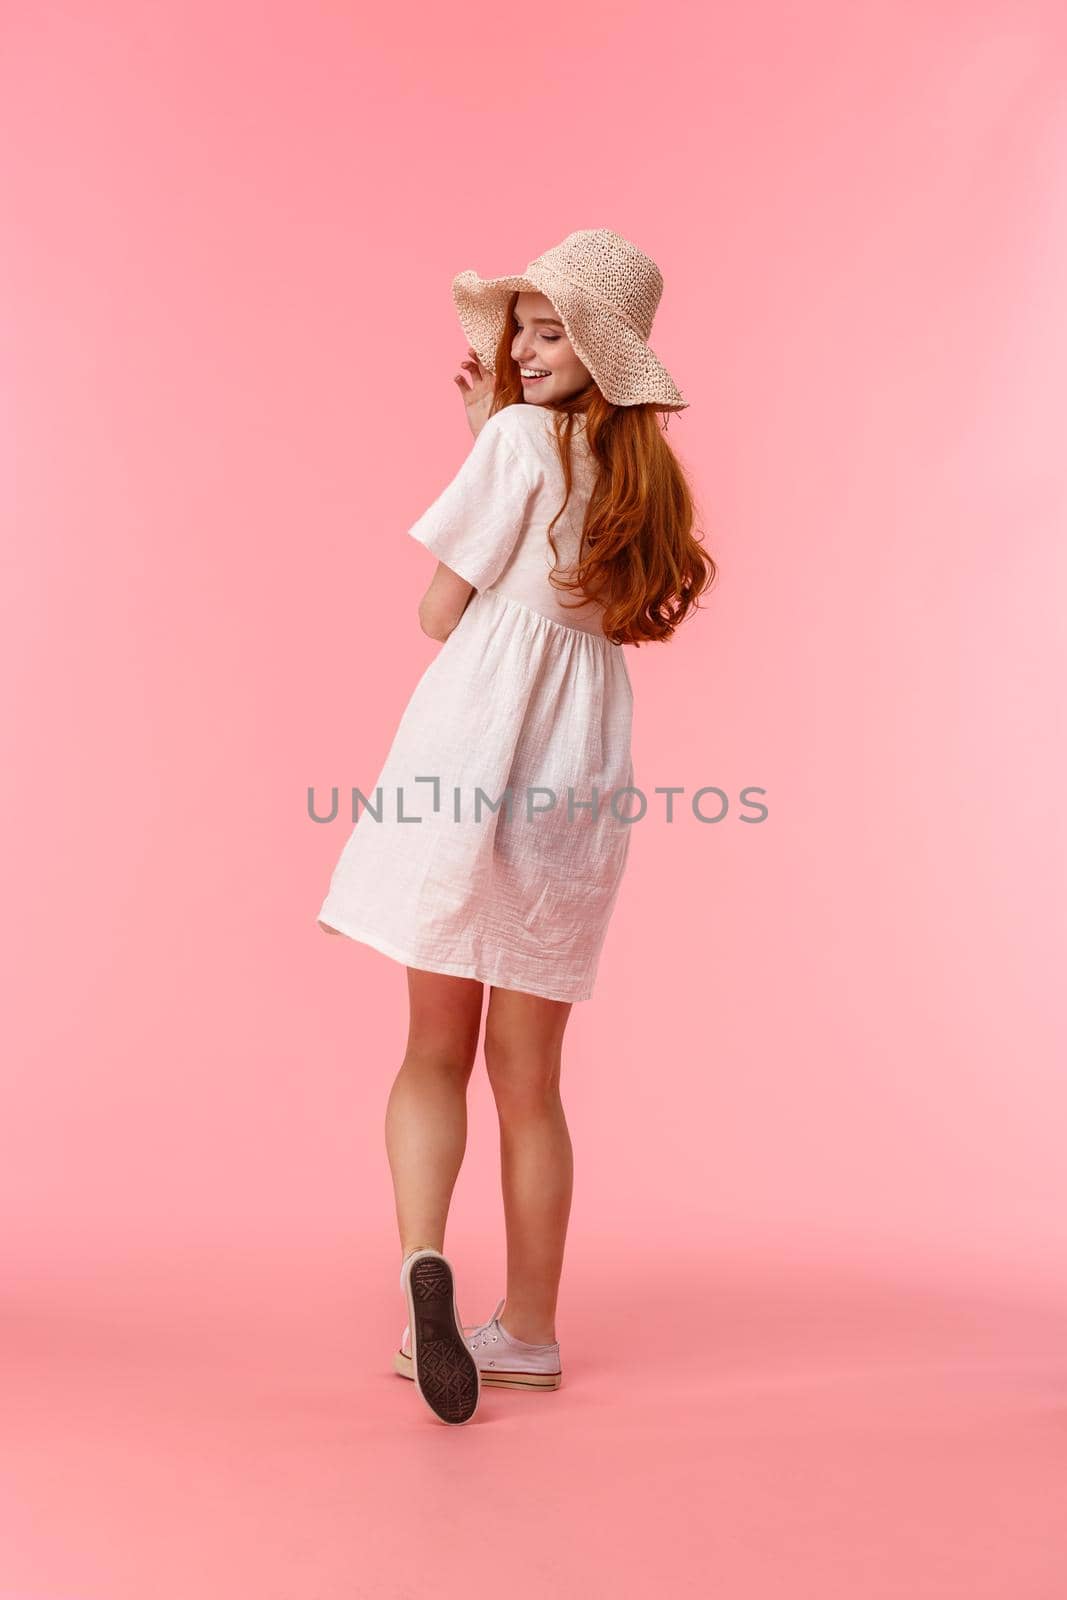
[452,267,688,412]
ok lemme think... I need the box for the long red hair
[486,290,716,647]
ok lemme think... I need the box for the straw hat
[451,228,687,412]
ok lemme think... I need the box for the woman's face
[510,291,592,404]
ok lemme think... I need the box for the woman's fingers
[455,348,494,412]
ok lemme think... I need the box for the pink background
[4,1,1065,1595]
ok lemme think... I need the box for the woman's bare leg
[483,985,575,1345]
[384,968,484,1259]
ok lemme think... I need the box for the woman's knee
[482,986,571,1113]
[484,1035,562,1114]
[402,1037,478,1089]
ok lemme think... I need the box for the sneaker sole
[402,1252,481,1424]
[393,1348,562,1391]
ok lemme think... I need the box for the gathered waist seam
[480,584,616,645]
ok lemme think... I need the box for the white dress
[315,401,635,1003]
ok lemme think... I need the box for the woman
[316,228,715,1425]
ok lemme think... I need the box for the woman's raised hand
[454,347,495,438]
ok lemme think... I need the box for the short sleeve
[407,412,540,592]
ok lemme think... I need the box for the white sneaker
[394,1296,563,1390]
[398,1248,480,1425]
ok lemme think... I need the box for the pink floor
[2,1243,1065,1598]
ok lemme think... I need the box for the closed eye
[515,324,560,341]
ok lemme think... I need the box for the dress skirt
[315,586,635,1003]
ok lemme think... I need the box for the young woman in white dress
[317,231,715,1425]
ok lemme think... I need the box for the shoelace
[462,1296,506,1349]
